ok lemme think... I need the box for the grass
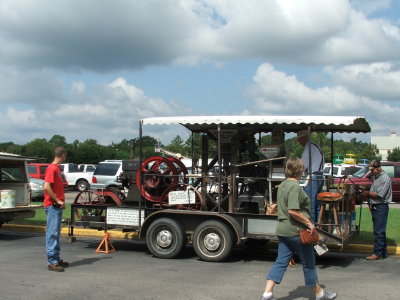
[11,202,72,226]
[10,202,400,245]
[354,206,400,245]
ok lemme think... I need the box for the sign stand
[96,231,116,254]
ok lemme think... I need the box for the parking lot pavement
[64,189,80,203]
[0,230,399,300]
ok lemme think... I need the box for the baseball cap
[369,160,381,170]
[296,130,308,140]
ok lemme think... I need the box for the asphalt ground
[0,229,400,300]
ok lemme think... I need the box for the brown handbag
[299,229,319,244]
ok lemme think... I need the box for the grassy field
[11,202,72,226]
[10,203,400,245]
[355,206,400,245]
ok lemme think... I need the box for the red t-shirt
[44,164,65,207]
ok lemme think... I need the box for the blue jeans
[267,236,318,287]
[45,206,63,265]
[371,204,389,257]
[304,174,324,223]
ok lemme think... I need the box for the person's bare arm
[288,209,315,232]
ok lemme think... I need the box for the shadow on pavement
[70,256,112,267]
[0,230,42,240]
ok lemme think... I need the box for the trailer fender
[139,210,243,245]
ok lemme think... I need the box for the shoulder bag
[299,229,319,244]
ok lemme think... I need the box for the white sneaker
[316,289,337,300]
[260,296,277,300]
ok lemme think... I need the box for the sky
[0,0,399,145]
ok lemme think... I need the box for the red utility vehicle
[334,161,400,203]
[27,163,68,188]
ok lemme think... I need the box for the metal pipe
[218,124,222,214]
[308,125,312,203]
[331,132,334,177]
[139,120,143,227]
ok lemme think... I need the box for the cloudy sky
[0,0,399,145]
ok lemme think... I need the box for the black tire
[193,220,233,262]
[146,218,186,259]
[76,180,89,192]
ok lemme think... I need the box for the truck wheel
[146,218,186,259]
[76,180,89,192]
[193,220,233,262]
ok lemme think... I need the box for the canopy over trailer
[141,115,370,133]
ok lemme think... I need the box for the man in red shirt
[44,146,68,272]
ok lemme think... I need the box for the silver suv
[91,160,122,190]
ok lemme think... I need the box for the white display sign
[106,207,144,226]
[168,190,196,205]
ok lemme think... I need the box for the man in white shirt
[297,130,324,223]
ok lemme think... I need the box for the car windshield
[94,163,120,176]
[351,167,369,178]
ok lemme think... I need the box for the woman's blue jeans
[45,206,63,265]
[267,236,318,287]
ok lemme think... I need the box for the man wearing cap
[296,130,324,223]
[361,160,392,260]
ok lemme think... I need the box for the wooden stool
[317,192,342,236]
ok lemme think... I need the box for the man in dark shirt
[361,160,392,260]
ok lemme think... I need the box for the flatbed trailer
[69,116,370,261]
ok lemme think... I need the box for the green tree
[0,142,22,154]
[49,135,67,147]
[359,144,381,161]
[387,147,400,162]
[166,135,185,155]
[24,138,53,162]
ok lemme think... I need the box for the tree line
[1,132,398,164]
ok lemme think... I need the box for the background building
[371,132,400,161]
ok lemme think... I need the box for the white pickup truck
[60,163,94,192]
[0,153,42,228]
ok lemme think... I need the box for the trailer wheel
[76,180,89,192]
[146,218,186,259]
[193,220,233,262]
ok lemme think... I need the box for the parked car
[29,177,44,201]
[61,163,93,191]
[78,164,96,172]
[28,163,68,188]
[332,154,344,164]
[323,163,363,178]
[335,161,400,203]
[343,153,357,164]
[91,160,123,190]
[358,158,370,166]
[27,163,49,180]
[0,153,41,227]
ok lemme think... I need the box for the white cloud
[324,62,400,100]
[246,63,400,136]
[0,67,64,106]
[71,81,85,94]
[0,0,399,70]
[0,76,193,144]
